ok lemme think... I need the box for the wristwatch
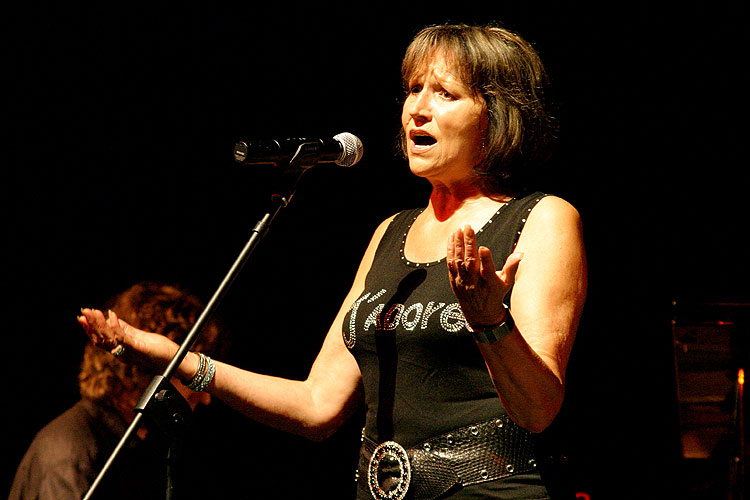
[467,305,516,344]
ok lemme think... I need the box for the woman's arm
[79,216,394,441]
[448,196,587,433]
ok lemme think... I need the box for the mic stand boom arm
[83,163,303,500]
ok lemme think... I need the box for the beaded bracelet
[186,352,208,391]
[196,356,215,392]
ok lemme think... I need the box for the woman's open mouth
[410,131,437,152]
[413,135,436,146]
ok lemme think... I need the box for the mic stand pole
[83,163,307,500]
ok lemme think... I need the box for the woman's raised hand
[446,225,523,329]
[77,308,178,372]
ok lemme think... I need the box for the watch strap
[467,306,515,344]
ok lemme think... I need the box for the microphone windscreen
[333,132,364,167]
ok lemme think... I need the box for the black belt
[357,416,538,500]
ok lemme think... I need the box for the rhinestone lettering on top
[345,293,475,351]
[400,303,423,331]
[420,302,445,330]
[344,198,526,351]
[345,289,387,348]
[439,303,466,333]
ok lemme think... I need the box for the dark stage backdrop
[7,2,746,499]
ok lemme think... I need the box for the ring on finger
[111,344,125,357]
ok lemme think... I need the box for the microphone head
[333,132,364,167]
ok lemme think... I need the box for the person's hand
[447,225,523,329]
[77,308,178,372]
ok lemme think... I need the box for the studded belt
[357,416,538,500]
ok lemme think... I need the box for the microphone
[233,132,363,168]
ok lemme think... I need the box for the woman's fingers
[82,308,105,344]
[107,309,127,344]
[478,246,497,281]
[446,228,525,329]
[447,229,463,282]
[76,313,96,343]
[446,230,456,272]
[461,225,479,276]
[78,308,118,349]
[450,227,464,272]
[77,307,178,372]
[499,251,524,287]
[448,226,481,285]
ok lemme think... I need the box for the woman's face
[401,53,487,186]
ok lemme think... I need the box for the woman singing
[80,24,587,499]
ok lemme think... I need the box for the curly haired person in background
[9,282,223,500]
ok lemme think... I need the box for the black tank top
[344,192,547,448]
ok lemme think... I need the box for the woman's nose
[407,91,431,123]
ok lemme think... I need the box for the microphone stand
[83,161,311,500]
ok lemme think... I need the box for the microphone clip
[286,140,327,170]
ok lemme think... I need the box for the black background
[6,2,747,499]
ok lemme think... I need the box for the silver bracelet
[186,352,208,391]
[467,305,516,344]
[196,356,215,392]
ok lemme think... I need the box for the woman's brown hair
[401,24,556,195]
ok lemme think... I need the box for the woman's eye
[409,84,422,94]
[439,90,455,100]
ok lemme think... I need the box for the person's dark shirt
[9,398,166,500]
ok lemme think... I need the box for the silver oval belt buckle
[367,441,411,500]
